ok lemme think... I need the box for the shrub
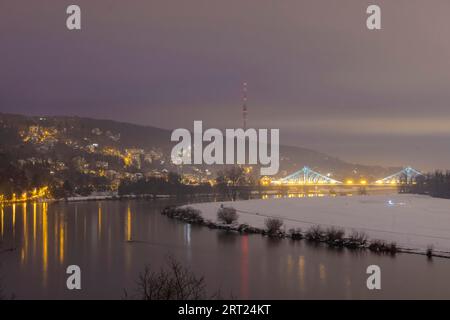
[426,245,434,259]
[368,240,397,254]
[325,227,345,243]
[288,228,303,240]
[184,207,203,222]
[161,206,180,218]
[238,224,262,234]
[161,206,203,223]
[348,231,368,247]
[264,218,284,235]
[368,239,386,252]
[305,225,324,241]
[217,206,238,224]
[389,242,398,254]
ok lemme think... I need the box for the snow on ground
[187,194,450,254]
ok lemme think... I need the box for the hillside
[0,112,398,183]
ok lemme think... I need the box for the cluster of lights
[272,180,340,185]
[272,178,371,186]
[346,180,367,185]
[375,180,399,185]
[0,186,50,203]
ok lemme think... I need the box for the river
[1,197,449,299]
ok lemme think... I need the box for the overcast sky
[1,0,450,170]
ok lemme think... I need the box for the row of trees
[405,171,450,199]
[118,172,213,196]
[118,166,256,199]
[0,154,257,200]
[216,166,254,200]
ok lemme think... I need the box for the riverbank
[0,193,208,204]
[175,194,450,258]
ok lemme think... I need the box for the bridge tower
[375,166,423,185]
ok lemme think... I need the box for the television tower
[242,82,248,130]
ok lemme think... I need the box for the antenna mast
[242,82,248,130]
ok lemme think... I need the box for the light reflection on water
[0,198,450,299]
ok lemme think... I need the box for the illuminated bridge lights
[274,166,343,185]
[273,166,423,186]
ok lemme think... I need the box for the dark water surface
[1,199,449,299]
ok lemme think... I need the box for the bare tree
[132,257,208,300]
[216,166,246,200]
[265,217,284,235]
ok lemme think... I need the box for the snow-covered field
[187,194,450,254]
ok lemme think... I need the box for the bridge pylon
[375,166,422,185]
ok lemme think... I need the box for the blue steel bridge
[271,166,422,186]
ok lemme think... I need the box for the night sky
[1,0,450,170]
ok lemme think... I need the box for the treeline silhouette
[406,171,450,199]
[118,167,257,199]
[118,172,213,196]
